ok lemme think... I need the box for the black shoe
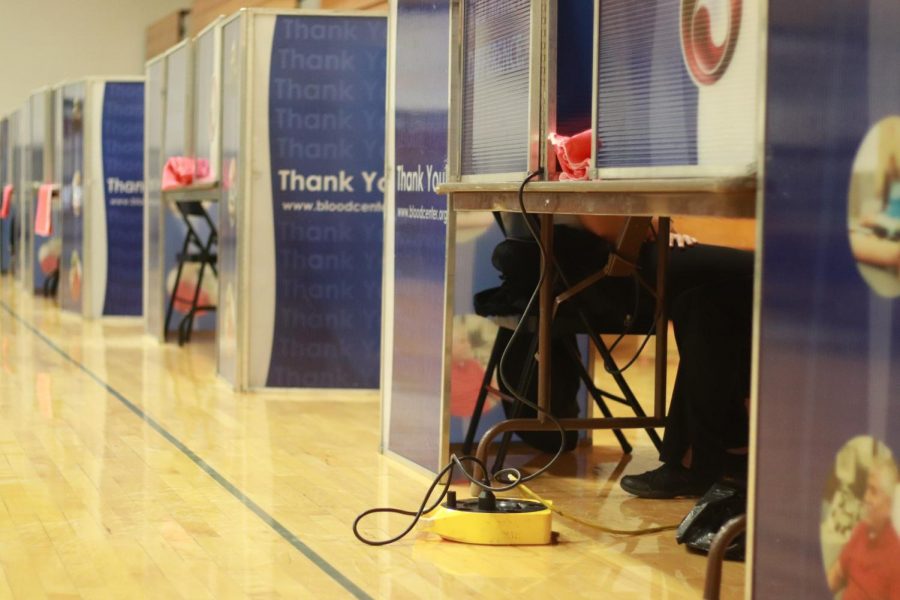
[722,453,749,481]
[620,463,715,499]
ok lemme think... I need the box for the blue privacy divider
[218,9,386,390]
[58,79,144,318]
[753,1,900,596]
[383,0,451,468]
[100,83,145,316]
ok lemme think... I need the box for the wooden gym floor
[0,281,744,599]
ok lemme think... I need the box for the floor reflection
[0,284,744,599]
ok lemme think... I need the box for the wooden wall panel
[146,9,189,60]
[317,0,388,11]
[188,0,387,39]
[189,0,298,35]
[676,217,757,250]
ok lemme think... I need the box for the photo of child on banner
[848,116,900,298]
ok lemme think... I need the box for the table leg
[655,217,670,420]
[538,213,554,423]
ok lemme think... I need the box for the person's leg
[647,242,754,300]
[660,278,753,473]
[560,242,754,335]
[621,244,753,498]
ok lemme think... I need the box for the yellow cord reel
[420,491,553,545]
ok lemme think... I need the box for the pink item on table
[195,163,217,185]
[162,157,211,191]
[1,184,12,219]
[34,184,56,236]
[548,129,594,181]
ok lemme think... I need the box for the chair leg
[585,328,663,452]
[182,255,208,344]
[205,234,218,278]
[165,232,193,342]
[178,315,190,346]
[561,337,632,454]
[463,327,512,456]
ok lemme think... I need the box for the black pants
[565,240,754,476]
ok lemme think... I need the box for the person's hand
[859,214,879,227]
[670,232,697,249]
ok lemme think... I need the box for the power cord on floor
[516,483,679,536]
[354,169,669,545]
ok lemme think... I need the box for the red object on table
[548,129,594,181]
[34,184,55,236]
[162,157,211,191]
[0,185,12,219]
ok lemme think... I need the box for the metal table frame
[440,176,756,480]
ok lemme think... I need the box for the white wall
[0,0,189,114]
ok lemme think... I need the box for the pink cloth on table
[195,168,217,185]
[34,184,55,236]
[548,129,594,181]
[1,185,12,219]
[162,157,211,191]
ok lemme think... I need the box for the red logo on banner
[681,0,742,85]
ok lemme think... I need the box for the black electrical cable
[604,321,657,373]
[492,168,570,486]
[597,271,660,375]
[353,455,487,546]
[354,173,669,545]
[600,221,666,374]
[353,169,575,546]
[605,275,643,354]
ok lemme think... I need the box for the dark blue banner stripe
[101,82,144,316]
[266,16,387,388]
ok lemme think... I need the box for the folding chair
[164,200,218,345]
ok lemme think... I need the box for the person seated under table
[488,212,754,499]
